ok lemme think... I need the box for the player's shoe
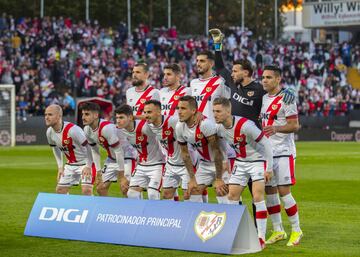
[265,231,287,244]
[286,230,303,246]
[259,238,266,250]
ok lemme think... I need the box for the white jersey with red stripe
[260,93,297,157]
[126,85,160,116]
[216,116,266,162]
[121,120,166,166]
[84,119,120,161]
[176,118,220,162]
[46,122,89,165]
[190,75,230,120]
[148,115,183,165]
[160,85,191,115]
[116,128,138,160]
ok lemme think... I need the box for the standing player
[45,104,95,195]
[143,100,190,201]
[212,97,274,248]
[115,104,166,200]
[160,63,191,116]
[126,62,160,119]
[260,65,302,246]
[81,102,125,196]
[190,50,231,120]
[176,95,228,203]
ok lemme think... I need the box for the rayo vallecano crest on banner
[194,211,226,242]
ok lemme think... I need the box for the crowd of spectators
[0,14,359,121]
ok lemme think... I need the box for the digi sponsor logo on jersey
[194,95,212,102]
[39,207,89,223]
[194,211,226,242]
[232,93,254,106]
[260,113,278,120]
[58,145,76,152]
[131,142,149,150]
[161,104,173,111]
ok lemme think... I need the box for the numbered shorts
[58,164,96,187]
[124,158,136,181]
[102,161,121,183]
[195,161,230,186]
[229,160,265,187]
[129,163,164,191]
[266,155,296,187]
[163,163,190,190]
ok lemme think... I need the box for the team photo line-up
[44,29,302,249]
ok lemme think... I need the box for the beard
[132,79,144,87]
[233,77,244,85]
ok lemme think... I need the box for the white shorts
[129,164,164,190]
[229,160,265,187]
[195,161,229,186]
[102,161,121,183]
[163,163,189,190]
[124,158,136,181]
[58,164,96,187]
[266,155,296,187]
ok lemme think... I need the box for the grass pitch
[0,142,359,257]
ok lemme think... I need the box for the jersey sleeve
[284,102,298,119]
[151,89,160,101]
[201,119,217,137]
[69,125,88,146]
[219,78,231,99]
[102,124,120,147]
[46,128,56,146]
[83,126,96,145]
[215,124,225,138]
[242,120,264,142]
[175,122,186,144]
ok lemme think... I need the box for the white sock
[190,195,203,202]
[266,193,283,232]
[216,196,228,204]
[127,189,141,199]
[228,200,238,205]
[147,188,160,200]
[281,193,301,232]
[254,200,267,240]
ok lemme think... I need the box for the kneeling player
[213,97,273,249]
[45,104,95,195]
[115,104,166,200]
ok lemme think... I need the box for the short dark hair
[163,63,182,74]
[80,102,101,113]
[144,99,161,109]
[134,62,149,72]
[213,97,231,109]
[233,59,253,77]
[197,50,214,61]
[263,65,282,77]
[114,104,133,116]
[179,95,198,110]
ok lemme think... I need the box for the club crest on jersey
[206,87,212,93]
[236,137,243,142]
[272,104,278,110]
[194,211,226,242]
[174,95,180,100]
[247,91,254,97]
[63,139,70,145]
[197,133,204,139]
[165,130,171,136]
[99,136,105,143]
[140,99,146,104]
[137,136,144,141]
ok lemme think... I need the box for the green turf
[0,142,359,257]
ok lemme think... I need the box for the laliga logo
[39,207,89,223]
[194,211,226,242]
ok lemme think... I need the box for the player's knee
[163,189,175,199]
[265,186,277,195]
[278,186,291,197]
[228,192,240,201]
[96,184,107,196]
[183,190,190,200]
[147,188,160,200]
[127,188,141,199]
[82,186,93,196]
[56,186,68,194]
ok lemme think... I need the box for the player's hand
[188,177,198,194]
[81,166,91,180]
[214,178,228,196]
[209,28,224,43]
[263,125,277,137]
[119,176,129,196]
[264,170,274,183]
[281,87,296,105]
[57,167,64,182]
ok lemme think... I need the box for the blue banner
[24,193,261,254]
